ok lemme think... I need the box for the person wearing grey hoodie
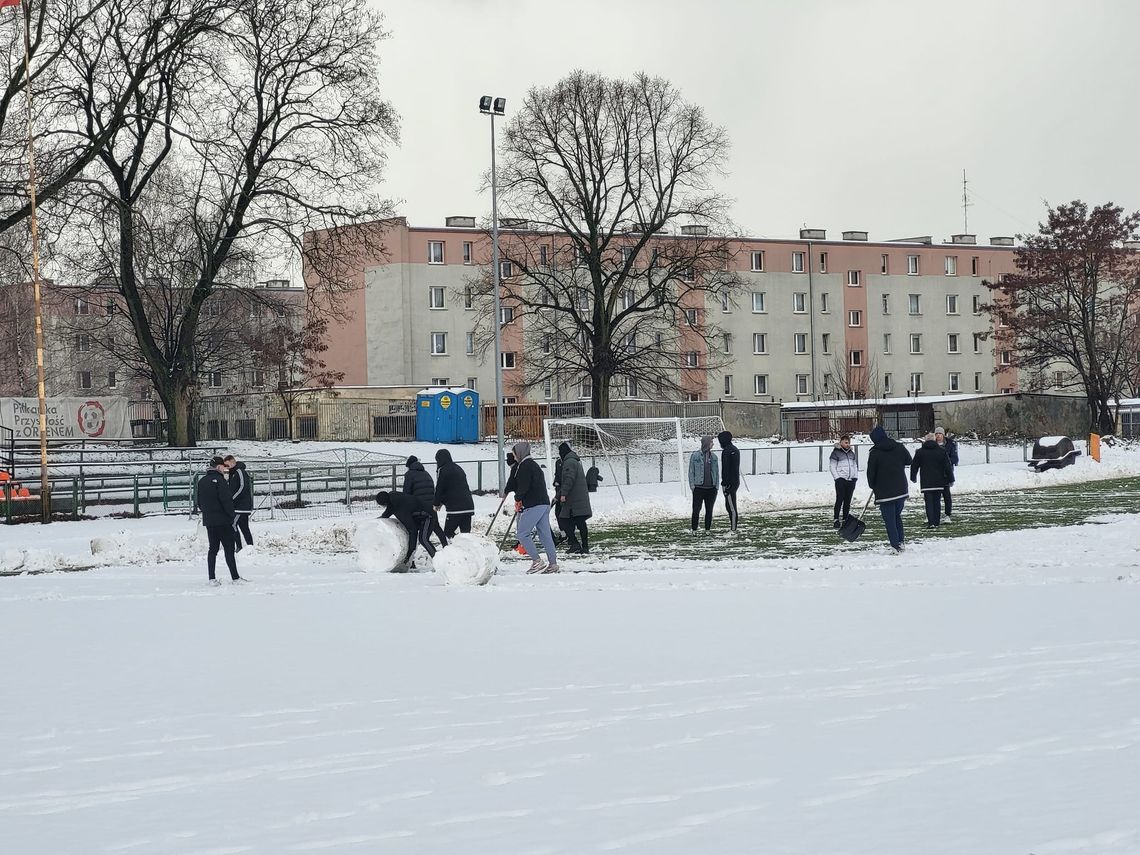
[687,435,720,532]
[509,441,559,573]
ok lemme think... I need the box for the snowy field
[3,450,1140,852]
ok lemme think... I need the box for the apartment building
[306,217,1022,403]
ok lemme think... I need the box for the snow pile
[434,533,499,586]
[257,524,354,553]
[353,517,408,573]
[91,526,206,565]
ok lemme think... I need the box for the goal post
[542,415,726,501]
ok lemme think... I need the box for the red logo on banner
[77,400,107,437]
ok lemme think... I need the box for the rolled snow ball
[1,548,26,573]
[435,533,500,586]
[355,517,409,573]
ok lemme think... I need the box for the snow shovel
[838,492,875,543]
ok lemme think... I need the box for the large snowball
[434,533,500,586]
[355,517,410,573]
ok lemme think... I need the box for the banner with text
[0,397,132,441]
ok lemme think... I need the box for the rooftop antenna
[961,169,972,234]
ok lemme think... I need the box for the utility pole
[962,169,971,234]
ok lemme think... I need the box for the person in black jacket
[195,456,242,584]
[865,426,913,553]
[548,451,569,543]
[510,441,558,573]
[223,454,254,550]
[934,426,959,522]
[717,431,741,532]
[376,490,438,570]
[911,434,954,527]
[403,455,447,551]
[433,448,475,537]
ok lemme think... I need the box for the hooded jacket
[687,436,720,490]
[717,431,740,490]
[433,448,474,514]
[865,426,913,504]
[228,460,253,512]
[196,467,235,526]
[557,448,592,519]
[401,456,435,512]
[911,439,954,491]
[828,443,858,481]
[510,441,550,509]
[936,435,959,467]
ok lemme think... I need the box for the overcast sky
[374,0,1140,243]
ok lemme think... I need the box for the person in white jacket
[828,434,859,528]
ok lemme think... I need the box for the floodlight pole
[481,96,507,494]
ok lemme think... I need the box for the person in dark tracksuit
[403,455,447,552]
[911,433,954,527]
[195,456,242,584]
[687,435,720,532]
[865,426,913,554]
[433,448,475,537]
[556,442,592,553]
[224,454,254,550]
[934,426,959,522]
[717,431,741,532]
[549,453,569,544]
[376,490,437,570]
[828,435,859,528]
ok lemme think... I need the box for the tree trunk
[591,369,611,419]
[1096,397,1117,436]
[160,379,197,447]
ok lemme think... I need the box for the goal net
[543,416,726,501]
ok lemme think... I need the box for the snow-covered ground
[3,507,1140,853]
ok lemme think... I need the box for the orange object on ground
[1089,433,1101,463]
[0,471,10,483]
[15,486,30,498]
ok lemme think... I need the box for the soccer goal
[543,416,726,502]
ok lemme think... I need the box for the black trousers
[923,490,943,526]
[393,511,438,564]
[206,524,239,580]
[443,512,473,538]
[723,486,739,531]
[833,478,857,521]
[233,512,253,548]
[941,485,953,516]
[562,514,589,552]
[691,486,717,530]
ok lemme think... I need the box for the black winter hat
[406,455,418,467]
[375,491,390,505]
[717,431,733,447]
[558,441,572,458]
[435,448,452,465]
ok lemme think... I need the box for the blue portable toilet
[416,387,480,443]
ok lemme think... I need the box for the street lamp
[479,95,507,494]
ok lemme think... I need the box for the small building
[416,387,480,443]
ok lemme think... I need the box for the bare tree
[818,349,884,401]
[245,313,344,440]
[982,200,1140,434]
[58,0,396,445]
[473,71,739,417]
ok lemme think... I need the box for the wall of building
[933,393,1090,437]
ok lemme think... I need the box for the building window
[819,252,828,273]
[723,375,733,397]
[908,293,921,315]
[972,294,982,315]
[430,332,447,355]
[619,290,635,311]
[1002,386,1015,394]
[720,292,731,313]
[819,292,829,313]
[796,374,809,395]
[466,377,478,390]
[881,254,889,275]
[626,377,639,398]
[105,299,116,316]
[971,256,979,276]
[501,351,516,369]
[1000,350,1012,365]
[751,292,767,313]
[793,333,808,354]
[883,372,892,393]
[753,374,768,395]
[430,377,450,387]
[499,260,515,278]
[620,246,636,267]
[848,310,862,327]
[251,369,265,387]
[75,297,90,315]
[463,241,473,264]
[881,293,890,315]
[822,373,832,394]
[945,256,957,276]
[580,377,592,399]
[752,333,767,354]
[78,370,92,389]
[909,372,923,394]
[428,241,444,264]
[793,292,807,313]
[683,307,699,326]
[465,332,475,355]
[847,270,861,286]
[946,294,959,315]
[821,332,831,354]
[429,286,445,309]
[883,333,892,354]
[750,250,765,272]
[537,244,550,267]
[1053,370,1065,388]
[208,371,222,388]
[463,286,474,309]
[973,333,983,354]
[907,254,919,275]
[850,350,863,367]
[680,266,695,282]
[500,306,514,325]
[947,333,960,353]
[721,333,732,354]
[684,351,699,368]
[948,372,960,392]
[998,312,1009,328]
[792,251,805,273]
[910,333,922,354]
[974,372,982,391]
[542,379,552,399]
[107,371,117,388]
[77,334,91,352]
[503,396,519,404]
